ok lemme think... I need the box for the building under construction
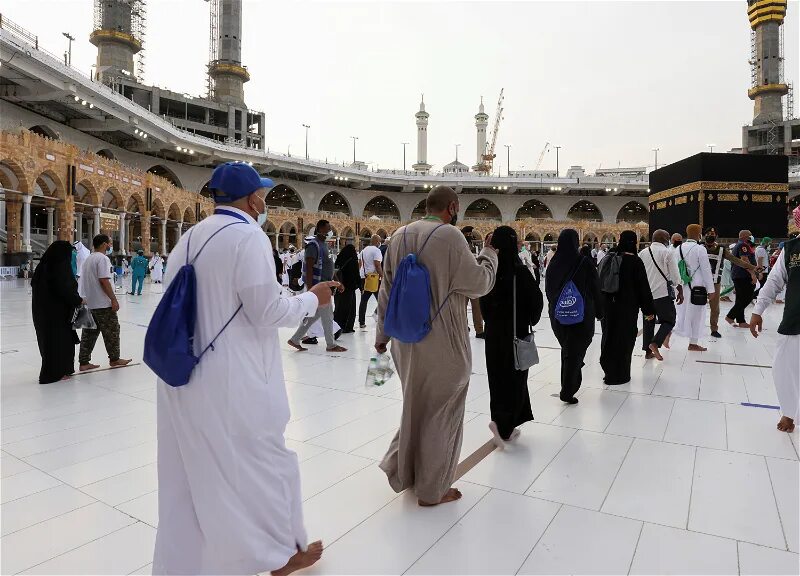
[741,0,799,164]
[91,0,264,152]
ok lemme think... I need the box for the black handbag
[690,286,708,306]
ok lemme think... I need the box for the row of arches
[261,187,648,224]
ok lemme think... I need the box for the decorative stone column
[22,195,32,253]
[75,211,83,243]
[93,206,101,237]
[176,220,183,243]
[46,206,55,245]
[5,200,21,253]
[140,212,151,256]
[118,211,126,255]
[0,196,5,234]
[59,197,74,242]
[161,219,167,255]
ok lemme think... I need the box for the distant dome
[443,159,469,173]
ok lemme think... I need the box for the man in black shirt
[726,230,759,328]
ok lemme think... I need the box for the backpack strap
[559,257,585,296]
[187,221,246,266]
[197,303,244,359]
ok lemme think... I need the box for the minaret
[747,0,788,124]
[90,0,144,84]
[473,97,488,170]
[412,95,432,172]
[208,0,249,106]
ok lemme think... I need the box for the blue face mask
[106,246,113,255]
[257,211,267,227]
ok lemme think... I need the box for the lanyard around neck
[214,208,250,224]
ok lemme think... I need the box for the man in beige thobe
[375,186,497,506]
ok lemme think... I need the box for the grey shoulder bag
[648,246,675,300]
[513,271,540,371]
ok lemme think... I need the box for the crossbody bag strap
[648,246,669,283]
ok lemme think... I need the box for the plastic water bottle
[366,357,380,387]
[377,353,392,386]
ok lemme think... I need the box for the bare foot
[777,416,795,433]
[648,343,664,361]
[663,335,671,349]
[60,375,71,381]
[687,344,707,352]
[272,541,324,576]
[110,358,132,368]
[725,317,736,327]
[419,488,462,507]
[326,345,347,353]
[488,421,504,450]
[509,428,521,441]
[737,322,750,329]
[287,340,307,352]
[776,299,785,304]
[79,363,100,372]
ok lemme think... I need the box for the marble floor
[1,277,798,575]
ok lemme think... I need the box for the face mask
[749,236,755,244]
[672,240,681,248]
[252,195,267,227]
[706,235,716,244]
[106,247,113,255]
[327,230,334,239]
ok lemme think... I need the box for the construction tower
[91,0,146,84]
[207,0,250,107]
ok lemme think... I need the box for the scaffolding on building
[787,83,795,120]
[749,29,757,88]
[205,0,219,100]
[92,0,147,82]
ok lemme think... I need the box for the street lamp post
[554,145,561,177]
[350,136,358,164]
[62,32,74,66]
[653,148,660,171]
[707,143,716,153]
[504,144,511,176]
[401,142,409,172]
[302,124,311,159]
[455,144,461,162]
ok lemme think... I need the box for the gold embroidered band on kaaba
[648,181,788,204]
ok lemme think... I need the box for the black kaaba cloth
[648,153,788,239]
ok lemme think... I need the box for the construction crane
[475,88,504,174]
[205,0,219,99]
[535,142,550,170]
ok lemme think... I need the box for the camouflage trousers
[79,307,121,365]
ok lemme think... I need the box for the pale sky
[4,1,799,173]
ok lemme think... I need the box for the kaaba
[648,153,788,240]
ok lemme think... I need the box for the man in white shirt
[750,211,799,434]
[673,224,715,351]
[73,240,90,278]
[595,244,607,265]
[358,234,384,328]
[153,162,336,575]
[638,229,684,360]
[78,234,131,371]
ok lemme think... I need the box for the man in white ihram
[673,223,715,352]
[153,162,335,576]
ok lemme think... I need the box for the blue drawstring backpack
[384,223,450,343]
[553,258,585,325]
[143,217,245,387]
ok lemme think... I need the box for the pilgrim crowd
[28,163,799,574]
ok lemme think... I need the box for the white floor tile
[305,482,490,575]
[0,453,32,478]
[285,396,397,441]
[407,490,560,575]
[689,448,785,548]
[663,399,727,449]
[129,563,152,575]
[551,389,628,432]
[744,378,781,407]
[0,502,135,575]
[605,394,675,441]
[726,404,798,460]
[1,468,62,504]
[81,464,158,506]
[50,441,157,487]
[517,505,642,575]
[21,522,156,575]
[526,430,632,510]
[462,422,575,494]
[284,439,328,463]
[738,542,800,575]
[1,484,95,537]
[602,439,695,528]
[306,402,404,453]
[629,523,738,575]
[298,450,373,501]
[651,370,701,400]
[766,457,799,553]
[699,373,749,404]
[116,491,159,527]
[303,465,401,546]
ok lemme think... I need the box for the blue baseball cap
[209,162,274,203]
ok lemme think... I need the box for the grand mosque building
[0,1,798,265]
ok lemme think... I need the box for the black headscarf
[489,226,519,279]
[335,243,357,267]
[545,229,580,302]
[31,240,74,288]
[617,230,638,254]
[579,245,592,259]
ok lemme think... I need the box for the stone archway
[29,125,59,139]
[567,200,603,222]
[516,199,553,220]
[341,226,355,245]
[278,221,298,249]
[616,201,648,224]
[96,148,115,160]
[267,184,303,209]
[464,198,502,221]
[147,164,183,188]
[363,196,401,219]
[125,193,146,253]
[411,199,426,219]
[318,191,352,215]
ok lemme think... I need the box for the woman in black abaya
[545,229,603,403]
[600,230,656,385]
[32,241,83,384]
[333,244,360,333]
[480,226,543,447]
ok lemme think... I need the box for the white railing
[0,266,19,278]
